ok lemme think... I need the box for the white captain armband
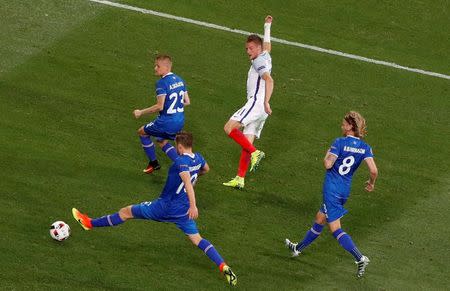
[264,23,271,43]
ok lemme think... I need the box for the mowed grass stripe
[89,0,450,80]
[0,0,102,75]
[120,0,450,76]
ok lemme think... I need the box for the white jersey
[246,51,272,102]
[230,51,272,138]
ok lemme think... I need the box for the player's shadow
[249,188,320,215]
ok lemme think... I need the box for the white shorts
[230,98,268,139]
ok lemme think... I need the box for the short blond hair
[344,111,367,138]
[155,54,172,65]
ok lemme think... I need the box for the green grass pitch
[1,0,449,289]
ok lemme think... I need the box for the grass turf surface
[0,0,449,289]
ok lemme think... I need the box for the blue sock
[91,213,125,228]
[296,223,324,252]
[161,143,178,161]
[333,228,363,261]
[140,136,156,161]
[198,239,225,267]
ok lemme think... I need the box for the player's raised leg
[157,139,178,162]
[72,206,134,230]
[188,233,237,286]
[243,127,265,172]
[224,120,264,173]
[249,149,265,172]
[138,126,161,173]
[224,120,256,153]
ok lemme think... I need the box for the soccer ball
[50,221,71,241]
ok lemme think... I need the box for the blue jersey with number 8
[323,136,374,198]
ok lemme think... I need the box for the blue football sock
[91,213,125,228]
[140,136,156,161]
[333,228,363,261]
[161,143,178,161]
[198,239,225,267]
[296,223,324,252]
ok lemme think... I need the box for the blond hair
[344,111,367,138]
[155,54,172,65]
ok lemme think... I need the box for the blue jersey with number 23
[155,72,187,126]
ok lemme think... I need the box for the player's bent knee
[188,233,202,246]
[224,123,230,134]
[224,120,239,134]
[138,127,146,136]
[119,206,134,220]
[156,139,167,147]
[315,212,327,225]
[328,220,341,233]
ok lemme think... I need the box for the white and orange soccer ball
[50,221,71,241]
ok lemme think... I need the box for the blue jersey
[155,72,187,125]
[323,136,374,198]
[159,152,206,216]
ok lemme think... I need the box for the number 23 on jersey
[167,90,185,114]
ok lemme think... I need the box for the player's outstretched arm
[180,171,198,219]
[364,157,378,192]
[263,15,273,53]
[323,151,338,169]
[133,95,166,118]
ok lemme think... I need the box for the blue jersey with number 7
[323,135,374,198]
[155,72,187,124]
[159,152,206,217]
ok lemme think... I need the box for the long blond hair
[344,111,367,138]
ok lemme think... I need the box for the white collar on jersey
[251,51,268,62]
[346,135,360,139]
[182,153,195,158]
[162,72,173,78]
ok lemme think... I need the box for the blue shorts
[319,193,349,223]
[143,119,183,141]
[131,200,198,235]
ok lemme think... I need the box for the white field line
[89,0,450,80]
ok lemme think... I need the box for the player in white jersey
[223,15,274,189]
